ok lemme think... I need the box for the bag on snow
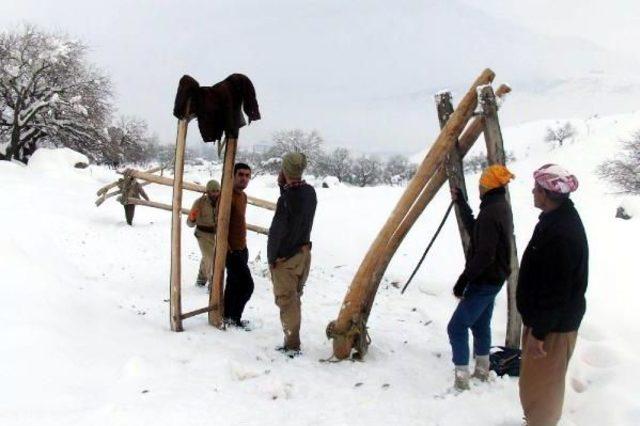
[490,346,521,377]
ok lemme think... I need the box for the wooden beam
[170,113,189,332]
[328,69,496,360]
[126,198,269,235]
[181,305,215,320]
[96,165,163,196]
[436,91,471,259]
[126,169,276,211]
[478,84,522,349]
[208,138,238,328]
[95,181,151,207]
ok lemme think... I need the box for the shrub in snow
[315,147,353,182]
[348,155,383,187]
[597,130,640,194]
[322,176,340,188]
[382,154,416,185]
[544,121,577,148]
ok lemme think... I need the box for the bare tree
[0,25,113,163]
[316,147,353,181]
[463,151,517,174]
[383,154,416,185]
[268,129,323,167]
[349,155,383,187]
[597,130,640,194]
[544,122,576,148]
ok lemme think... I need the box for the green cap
[282,152,307,179]
[206,179,221,192]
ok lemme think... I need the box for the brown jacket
[228,191,247,251]
[173,74,261,142]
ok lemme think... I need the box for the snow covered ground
[1,112,640,425]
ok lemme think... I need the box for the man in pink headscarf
[517,164,589,426]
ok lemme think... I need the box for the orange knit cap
[479,165,515,190]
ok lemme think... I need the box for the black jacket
[457,187,513,287]
[517,199,589,340]
[267,183,317,265]
[173,74,261,142]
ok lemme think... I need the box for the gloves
[188,208,200,223]
[453,274,468,298]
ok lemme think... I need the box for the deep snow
[1,112,640,425]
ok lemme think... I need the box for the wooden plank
[478,84,522,349]
[126,198,269,235]
[328,69,496,360]
[95,181,151,207]
[96,165,163,196]
[126,169,276,211]
[208,137,238,328]
[170,114,189,332]
[181,305,215,320]
[436,91,471,259]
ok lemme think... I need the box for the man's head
[281,152,307,182]
[206,179,221,200]
[531,164,578,211]
[478,165,514,196]
[233,163,251,191]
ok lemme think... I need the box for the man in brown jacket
[187,180,220,287]
[223,163,255,328]
[117,175,149,226]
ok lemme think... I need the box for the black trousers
[124,204,135,225]
[224,248,254,322]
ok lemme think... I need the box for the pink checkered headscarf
[533,164,579,194]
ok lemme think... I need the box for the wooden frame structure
[326,69,520,360]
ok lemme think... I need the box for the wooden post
[170,111,189,332]
[328,69,496,360]
[208,137,238,328]
[435,91,471,258]
[478,85,522,349]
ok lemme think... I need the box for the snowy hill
[1,112,640,425]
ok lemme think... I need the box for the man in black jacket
[268,153,317,355]
[518,164,587,426]
[447,165,515,390]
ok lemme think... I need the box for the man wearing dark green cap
[268,152,317,355]
[187,179,220,287]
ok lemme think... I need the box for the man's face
[207,190,220,200]
[532,183,546,209]
[234,168,251,190]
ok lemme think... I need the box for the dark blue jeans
[447,283,501,366]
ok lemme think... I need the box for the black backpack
[490,346,521,377]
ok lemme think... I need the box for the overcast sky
[2,0,639,154]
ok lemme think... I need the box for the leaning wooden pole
[359,84,511,336]
[208,137,238,328]
[436,91,472,259]
[327,69,496,360]
[170,108,189,332]
[479,85,522,349]
[96,165,164,196]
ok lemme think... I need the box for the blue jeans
[447,283,501,366]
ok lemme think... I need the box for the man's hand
[452,275,467,299]
[526,332,547,359]
[277,170,286,187]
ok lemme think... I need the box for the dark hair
[234,163,251,174]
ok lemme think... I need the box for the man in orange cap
[447,164,515,391]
